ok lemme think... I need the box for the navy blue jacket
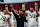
[12,11,27,27]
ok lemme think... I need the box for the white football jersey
[26,11,37,25]
[39,11,40,15]
[0,12,10,26]
[10,12,17,27]
[25,10,30,20]
[38,11,40,27]
[24,11,29,27]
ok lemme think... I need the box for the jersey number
[29,14,35,18]
[0,15,6,21]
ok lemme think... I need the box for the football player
[9,4,17,27]
[0,9,10,27]
[26,8,39,27]
[5,4,12,27]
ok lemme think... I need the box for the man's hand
[6,11,12,16]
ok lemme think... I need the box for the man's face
[10,4,13,11]
[3,10,7,14]
[30,8,33,12]
[14,10,18,14]
[19,11,23,15]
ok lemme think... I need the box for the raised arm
[8,18,11,27]
[11,8,18,16]
[36,8,39,17]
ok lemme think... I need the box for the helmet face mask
[30,8,34,12]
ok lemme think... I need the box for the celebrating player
[0,9,10,27]
[26,8,39,27]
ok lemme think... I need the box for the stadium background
[0,1,40,11]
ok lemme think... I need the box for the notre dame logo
[19,16,21,18]
[0,15,6,21]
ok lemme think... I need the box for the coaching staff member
[11,8,27,27]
